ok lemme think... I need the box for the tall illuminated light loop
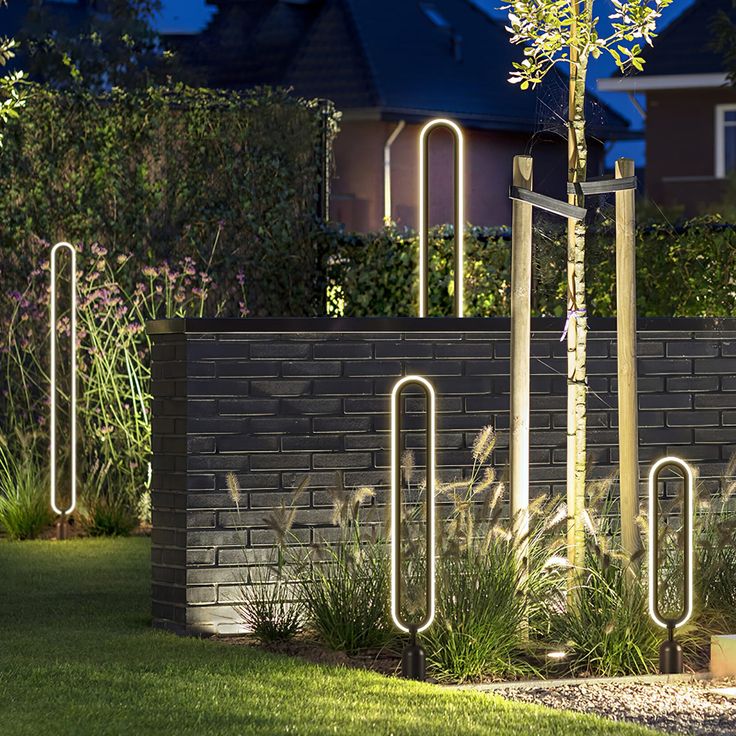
[418,118,464,318]
[390,375,436,635]
[648,456,694,630]
[50,242,77,517]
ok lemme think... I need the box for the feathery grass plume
[262,501,297,549]
[401,450,415,487]
[723,451,736,501]
[226,472,241,507]
[472,425,496,464]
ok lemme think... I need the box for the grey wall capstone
[147,316,736,636]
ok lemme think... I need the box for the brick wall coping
[147,316,736,335]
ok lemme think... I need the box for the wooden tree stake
[510,155,533,556]
[615,157,641,564]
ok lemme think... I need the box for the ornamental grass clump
[228,473,305,644]
[0,429,52,540]
[552,478,659,677]
[295,480,393,654]
[421,426,567,682]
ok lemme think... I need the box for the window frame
[715,103,736,178]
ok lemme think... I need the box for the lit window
[715,105,736,178]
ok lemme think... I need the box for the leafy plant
[79,495,137,537]
[0,430,52,540]
[228,473,305,644]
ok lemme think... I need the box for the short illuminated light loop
[418,118,464,318]
[648,456,694,630]
[50,242,77,517]
[390,375,436,634]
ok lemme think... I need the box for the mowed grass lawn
[0,538,655,736]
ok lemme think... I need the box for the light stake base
[56,514,68,541]
[659,637,683,674]
[401,639,426,681]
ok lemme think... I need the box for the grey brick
[282,361,342,377]
[666,341,719,358]
[667,376,720,392]
[344,360,401,377]
[186,586,216,605]
[375,342,434,359]
[694,357,736,375]
[313,452,372,469]
[313,343,372,359]
[250,343,311,359]
[250,380,312,397]
[187,548,215,566]
[638,358,692,376]
[216,435,279,453]
[281,435,343,452]
[666,410,720,427]
[280,397,342,415]
[250,454,310,470]
[249,417,310,434]
[216,361,279,378]
[218,398,279,415]
[187,511,216,529]
[312,416,371,433]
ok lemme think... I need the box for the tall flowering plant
[2,239,248,515]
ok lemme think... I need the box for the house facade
[598,0,736,213]
[175,0,631,231]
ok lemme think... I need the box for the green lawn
[0,538,655,736]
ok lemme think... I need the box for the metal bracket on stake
[419,119,465,317]
[50,242,77,539]
[648,456,694,674]
[508,186,587,221]
[566,175,638,196]
[391,375,436,680]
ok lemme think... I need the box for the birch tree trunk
[566,4,590,584]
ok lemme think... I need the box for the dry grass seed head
[472,425,496,464]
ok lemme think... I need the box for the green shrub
[326,216,736,318]
[0,431,53,540]
[79,496,137,537]
[0,84,338,317]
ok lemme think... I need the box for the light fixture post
[648,456,694,674]
[50,242,78,538]
[418,119,464,318]
[391,375,436,681]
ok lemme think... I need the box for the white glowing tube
[418,118,465,318]
[390,375,436,634]
[648,455,694,630]
[50,242,77,517]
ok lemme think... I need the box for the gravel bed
[493,679,736,735]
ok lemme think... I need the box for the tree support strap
[566,175,638,196]
[508,186,587,221]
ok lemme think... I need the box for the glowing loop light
[390,375,436,635]
[648,456,694,631]
[50,242,77,517]
[418,118,465,318]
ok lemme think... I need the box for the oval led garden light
[50,242,77,539]
[648,456,694,674]
[391,375,436,681]
[418,118,464,318]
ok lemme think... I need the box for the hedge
[325,216,736,318]
[0,84,339,317]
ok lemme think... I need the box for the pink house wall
[331,120,604,232]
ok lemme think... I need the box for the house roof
[642,0,735,76]
[597,0,736,92]
[177,0,632,138]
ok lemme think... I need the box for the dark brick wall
[148,317,736,635]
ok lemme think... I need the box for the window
[715,104,736,178]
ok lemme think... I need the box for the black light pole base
[401,639,426,681]
[659,638,683,674]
